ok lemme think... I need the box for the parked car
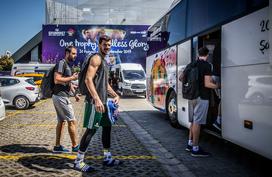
[15,73,44,87]
[0,76,39,109]
[0,95,5,121]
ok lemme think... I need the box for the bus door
[197,29,222,135]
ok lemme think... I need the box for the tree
[0,55,14,71]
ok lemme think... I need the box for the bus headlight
[124,82,131,86]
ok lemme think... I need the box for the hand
[113,95,120,105]
[95,99,105,113]
[71,83,78,89]
[71,72,78,81]
[75,94,80,102]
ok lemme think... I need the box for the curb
[120,111,195,177]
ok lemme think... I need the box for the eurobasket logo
[67,28,76,36]
[48,28,66,37]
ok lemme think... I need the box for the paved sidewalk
[0,98,168,177]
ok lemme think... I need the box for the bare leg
[68,120,78,147]
[192,123,201,146]
[56,121,66,146]
[189,123,193,140]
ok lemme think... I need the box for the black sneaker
[213,122,221,131]
[53,145,70,153]
[72,145,80,152]
[191,147,211,157]
[185,145,192,152]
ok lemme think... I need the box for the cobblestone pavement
[0,98,169,177]
[119,97,271,177]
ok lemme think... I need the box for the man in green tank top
[74,35,121,172]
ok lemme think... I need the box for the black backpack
[181,60,199,100]
[78,53,101,95]
[40,65,56,99]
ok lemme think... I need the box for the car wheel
[14,96,30,110]
[167,91,181,128]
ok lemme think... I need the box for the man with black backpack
[52,45,80,153]
[74,35,121,172]
[184,47,220,157]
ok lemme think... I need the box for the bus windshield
[123,70,145,80]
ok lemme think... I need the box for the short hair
[198,47,209,57]
[65,45,76,53]
[99,35,111,44]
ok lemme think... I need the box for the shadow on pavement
[17,155,73,173]
[5,106,36,110]
[18,155,99,175]
[120,95,146,99]
[0,144,51,153]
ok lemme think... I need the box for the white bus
[11,63,55,76]
[146,0,271,159]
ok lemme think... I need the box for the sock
[188,140,193,146]
[75,151,85,163]
[192,146,199,152]
[103,149,109,153]
[103,149,111,159]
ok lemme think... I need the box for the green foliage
[0,55,14,71]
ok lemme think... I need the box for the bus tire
[167,91,181,128]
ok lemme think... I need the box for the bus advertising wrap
[42,25,149,68]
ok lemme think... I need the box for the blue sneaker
[185,144,193,152]
[72,145,79,152]
[191,147,210,157]
[53,145,70,153]
[103,156,123,167]
[74,161,94,172]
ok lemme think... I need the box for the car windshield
[123,70,145,80]
[25,79,36,86]
[33,76,43,82]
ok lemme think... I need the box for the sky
[0,0,45,56]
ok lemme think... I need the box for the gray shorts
[189,97,209,125]
[52,95,75,122]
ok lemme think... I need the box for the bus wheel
[167,91,181,128]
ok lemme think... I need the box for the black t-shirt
[53,59,72,97]
[197,60,212,100]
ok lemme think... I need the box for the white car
[0,76,40,109]
[0,96,5,121]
